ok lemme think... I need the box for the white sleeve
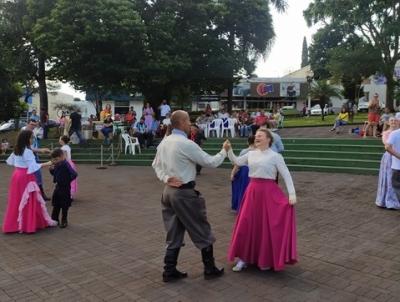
[183,142,226,168]
[23,149,41,174]
[151,145,170,184]
[6,153,16,166]
[227,149,248,166]
[276,154,296,198]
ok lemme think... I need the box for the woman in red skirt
[3,130,57,233]
[226,128,297,271]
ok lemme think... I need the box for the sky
[60,0,318,98]
[255,0,318,77]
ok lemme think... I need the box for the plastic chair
[121,133,141,155]
[221,118,236,137]
[207,119,223,138]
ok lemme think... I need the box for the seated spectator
[114,113,121,121]
[132,116,153,148]
[330,107,349,133]
[204,104,213,117]
[100,104,112,121]
[125,108,136,128]
[101,115,113,145]
[196,112,209,131]
[30,109,40,122]
[250,110,268,134]
[218,109,230,119]
[1,138,9,154]
[162,113,171,126]
[379,107,393,133]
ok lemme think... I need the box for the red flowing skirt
[2,168,57,233]
[228,178,297,270]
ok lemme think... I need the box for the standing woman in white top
[59,135,78,199]
[3,130,57,233]
[226,128,298,272]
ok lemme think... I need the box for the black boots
[39,185,50,201]
[162,248,188,282]
[201,245,224,280]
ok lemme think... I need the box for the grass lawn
[283,113,367,127]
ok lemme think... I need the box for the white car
[357,102,369,112]
[310,105,332,115]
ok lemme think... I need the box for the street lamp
[306,70,314,116]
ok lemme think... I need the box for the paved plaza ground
[0,164,400,302]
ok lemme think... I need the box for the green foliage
[309,80,342,120]
[304,0,400,109]
[301,37,309,68]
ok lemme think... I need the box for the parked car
[357,97,369,112]
[310,104,333,116]
[0,119,27,132]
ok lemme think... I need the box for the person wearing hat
[385,112,400,202]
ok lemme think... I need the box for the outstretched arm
[276,154,297,205]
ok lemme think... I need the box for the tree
[213,0,286,113]
[301,36,309,68]
[304,0,400,110]
[309,80,342,121]
[0,0,57,118]
[33,0,146,111]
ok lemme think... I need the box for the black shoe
[201,245,224,280]
[163,248,187,282]
[162,269,188,282]
[59,219,68,228]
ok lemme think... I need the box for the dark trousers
[51,206,69,222]
[161,186,215,251]
[134,132,153,147]
[196,164,202,174]
[251,124,260,135]
[69,128,86,144]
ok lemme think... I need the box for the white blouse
[228,148,296,198]
[6,148,41,174]
[61,145,72,161]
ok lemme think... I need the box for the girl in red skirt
[226,128,297,271]
[3,130,57,233]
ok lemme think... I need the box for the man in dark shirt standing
[69,108,86,145]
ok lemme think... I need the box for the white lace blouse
[6,148,41,174]
[228,148,296,198]
[61,145,72,161]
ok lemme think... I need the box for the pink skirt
[68,160,78,198]
[228,178,297,271]
[2,168,57,233]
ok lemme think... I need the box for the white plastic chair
[221,118,236,137]
[207,119,223,138]
[121,133,141,155]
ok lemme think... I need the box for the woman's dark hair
[14,130,33,156]
[247,135,255,146]
[51,148,64,159]
[256,128,274,147]
[60,135,70,144]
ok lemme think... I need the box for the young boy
[49,148,78,228]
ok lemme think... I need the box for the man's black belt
[179,181,196,189]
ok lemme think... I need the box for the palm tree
[309,81,342,120]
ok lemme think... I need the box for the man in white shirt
[385,113,400,199]
[159,99,171,123]
[152,110,229,282]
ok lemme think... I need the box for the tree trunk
[227,80,233,113]
[37,55,48,121]
[386,76,396,111]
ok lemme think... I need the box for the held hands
[223,140,231,152]
[288,194,297,205]
[41,148,51,154]
[167,177,183,188]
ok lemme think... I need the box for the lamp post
[306,70,314,116]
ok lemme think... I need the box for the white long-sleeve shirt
[6,148,41,174]
[152,132,227,184]
[228,148,296,198]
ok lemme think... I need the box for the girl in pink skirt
[59,135,78,199]
[226,128,297,271]
[3,130,57,233]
